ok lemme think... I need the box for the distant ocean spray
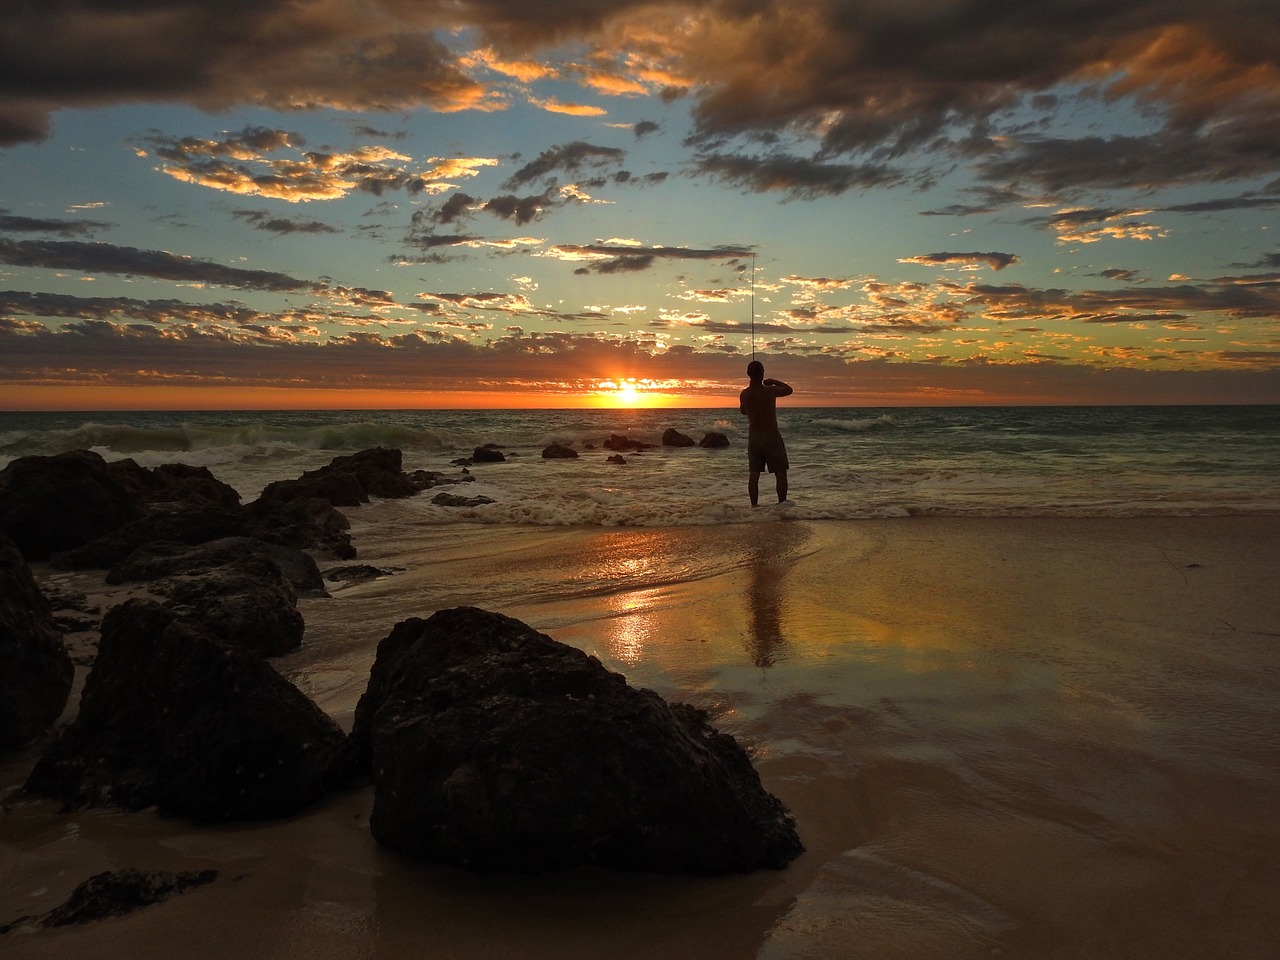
[2,406,1278,525]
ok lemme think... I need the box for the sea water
[2,405,1277,523]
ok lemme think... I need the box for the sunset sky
[3,0,1280,409]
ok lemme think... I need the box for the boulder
[348,607,803,874]
[471,444,506,463]
[105,460,241,511]
[0,450,144,560]
[107,541,308,656]
[25,599,345,821]
[603,434,654,453]
[0,535,73,752]
[256,447,418,507]
[607,454,627,465]
[699,432,731,448]
[541,443,578,459]
[662,428,696,447]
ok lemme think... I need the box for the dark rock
[0,450,144,560]
[49,501,250,570]
[699,432,731,448]
[408,469,473,490]
[471,444,506,463]
[607,454,627,465]
[603,434,654,453]
[107,541,308,656]
[0,868,218,933]
[348,607,803,874]
[431,493,496,508]
[245,496,355,560]
[106,460,241,511]
[541,443,578,459]
[257,447,417,507]
[662,428,696,447]
[0,535,73,752]
[323,564,403,584]
[25,599,345,821]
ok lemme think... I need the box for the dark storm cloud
[0,211,111,236]
[232,209,341,234]
[693,152,911,198]
[0,237,319,292]
[6,1,1278,197]
[502,142,626,189]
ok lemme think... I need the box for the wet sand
[3,515,1279,959]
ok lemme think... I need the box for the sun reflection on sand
[601,586,665,665]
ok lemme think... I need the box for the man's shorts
[747,430,789,474]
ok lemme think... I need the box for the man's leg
[748,470,761,506]
[775,470,788,503]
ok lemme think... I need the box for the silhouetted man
[739,360,793,506]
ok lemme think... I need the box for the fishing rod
[750,252,756,360]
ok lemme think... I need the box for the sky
[2,0,1280,410]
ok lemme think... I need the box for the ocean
[2,405,1278,523]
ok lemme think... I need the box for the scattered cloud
[900,252,1020,272]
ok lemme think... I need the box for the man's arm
[764,378,793,397]
[739,387,749,416]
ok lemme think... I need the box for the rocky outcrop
[0,535,73,752]
[541,443,578,459]
[347,606,803,874]
[700,432,731,448]
[607,454,627,465]
[25,599,345,821]
[0,868,218,933]
[662,428,696,447]
[257,447,418,507]
[471,444,506,463]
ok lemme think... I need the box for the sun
[616,382,640,405]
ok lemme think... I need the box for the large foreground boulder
[0,536,73,752]
[25,599,345,821]
[349,606,803,874]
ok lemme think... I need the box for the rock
[49,501,250,570]
[699,432,731,448]
[323,564,403,584]
[662,428,696,447]
[431,493,496,508]
[107,541,308,656]
[603,434,654,453]
[25,599,345,821]
[245,496,355,560]
[348,607,803,874]
[0,868,218,933]
[106,460,241,512]
[257,447,418,507]
[409,469,473,490]
[471,444,506,463]
[541,443,578,459]
[0,450,145,560]
[0,535,73,752]
[607,454,627,465]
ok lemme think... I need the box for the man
[739,359,793,506]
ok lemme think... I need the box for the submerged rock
[0,868,218,933]
[471,444,506,463]
[25,599,345,821]
[541,442,578,459]
[603,434,654,453]
[699,432,730,448]
[348,606,803,874]
[662,428,696,447]
[431,493,496,508]
[0,535,73,753]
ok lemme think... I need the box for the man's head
[746,360,764,383]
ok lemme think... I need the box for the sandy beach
[3,514,1278,959]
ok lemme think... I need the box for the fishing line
[750,252,756,360]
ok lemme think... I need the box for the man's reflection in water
[745,533,793,668]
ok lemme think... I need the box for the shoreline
[4,515,1279,959]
